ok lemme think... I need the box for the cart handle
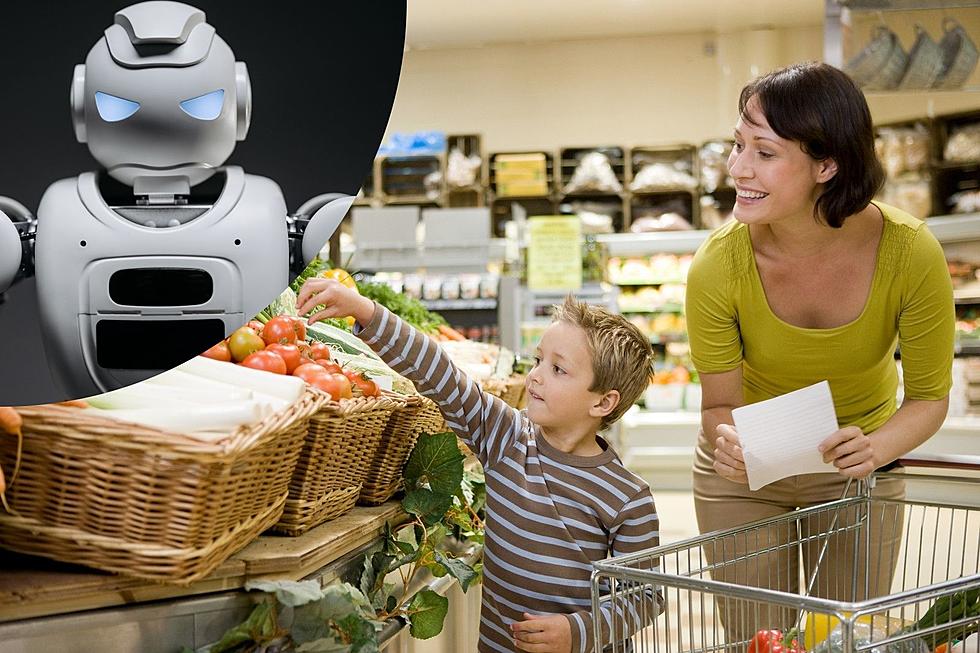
[895,452,980,472]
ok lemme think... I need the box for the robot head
[71,1,251,190]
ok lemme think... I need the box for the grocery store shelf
[956,340,980,356]
[421,298,497,311]
[619,305,684,314]
[596,230,710,255]
[927,213,980,244]
[954,285,980,304]
[612,278,686,286]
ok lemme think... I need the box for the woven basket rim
[13,387,328,457]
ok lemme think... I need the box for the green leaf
[335,613,380,653]
[371,582,395,612]
[407,589,449,640]
[402,488,453,526]
[403,433,465,497]
[434,551,479,592]
[246,579,324,607]
[385,594,397,613]
[292,584,375,644]
[360,552,394,601]
[426,522,448,549]
[208,600,278,652]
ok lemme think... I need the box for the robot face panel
[76,2,249,188]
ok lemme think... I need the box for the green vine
[184,432,485,653]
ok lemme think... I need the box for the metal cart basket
[592,456,980,653]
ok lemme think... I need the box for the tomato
[247,320,265,333]
[308,373,352,400]
[265,343,302,373]
[307,374,337,399]
[295,341,313,360]
[228,327,265,362]
[308,342,332,361]
[289,316,307,342]
[331,373,353,399]
[315,359,344,375]
[240,350,287,375]
[202,340,232,362]
[262,316,299,346]
[352,374,379,397]
[293,363,329,384]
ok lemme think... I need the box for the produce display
[607,253,693,285]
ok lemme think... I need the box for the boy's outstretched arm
[297,278,524,469]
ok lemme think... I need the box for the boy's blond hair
[551,295,654,430]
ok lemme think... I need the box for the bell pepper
[748,628,804,653]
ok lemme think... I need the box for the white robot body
[36,166,287,395]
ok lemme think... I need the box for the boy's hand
[296,278,375,326]
[511,612,572,653]
[713,424,748,484]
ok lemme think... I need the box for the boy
[298,279,662,653]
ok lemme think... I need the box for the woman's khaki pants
[692,431,906,645]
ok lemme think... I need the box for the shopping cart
[591,455,980,653]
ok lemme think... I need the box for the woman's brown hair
[738,62,885,228]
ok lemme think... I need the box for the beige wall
[386,23,980,153]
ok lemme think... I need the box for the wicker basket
[846,26,905,88]
[273,393,404,535]
[935,17,979,89]
[484,374,528,409]
[898,25,944,90]
[0,389,325,583]
[358,394,447,506]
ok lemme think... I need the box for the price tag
[527,216,582,291]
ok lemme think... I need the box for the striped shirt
[358,305,662,653]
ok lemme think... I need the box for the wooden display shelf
[0,502,405,623]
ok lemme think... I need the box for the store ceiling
[405,0,825,50]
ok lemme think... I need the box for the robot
[0,1,352,397]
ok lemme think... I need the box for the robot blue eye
[179,90,225,121]
[94,92,140,122]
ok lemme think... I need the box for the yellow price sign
[527,216,582,291]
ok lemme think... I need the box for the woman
[685,62,953,639]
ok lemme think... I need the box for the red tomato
[290,317,307,342]
[247,320,265,333]
[308,342,332,361]
[307,374,336,399]
[331,373,353,399]
[351,374,380,397]
[228,327,265,362]
[265,344,302,374]
[240,350,287,375]
[262,316,299,346]
[202,340,232,362]
[293,363,329,384]
[315,359,344,375]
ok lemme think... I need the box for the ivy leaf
[380,522,401,557]
[335,613,380,653]
[208,600,278,652]
[360,551,394,601]
[245,579,324,607]
[434,551,479,593]
[407,589,449,640]
[385,594,397,613]
[403,432,465,496]
[371,582,395,612]
[402,488,453,526]
[292,584,374,644]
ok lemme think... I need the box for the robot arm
[0,197,34,294]
[298,193,354,266]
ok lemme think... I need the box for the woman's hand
[713,424,748,484]
[511,613,571,653]
[296,278,375,326]
[819,426,876,479]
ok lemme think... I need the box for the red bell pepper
[748,628,804,653]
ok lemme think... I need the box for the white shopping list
[731,381,840,491]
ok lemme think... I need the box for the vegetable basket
[358,392,447,506]
[484,374,528,409]
[590,457,980,653]
[0,389,325,584]
[273,393,405,535]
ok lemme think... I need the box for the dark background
[0,1,406,404]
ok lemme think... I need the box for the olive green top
[685,202,954,434]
